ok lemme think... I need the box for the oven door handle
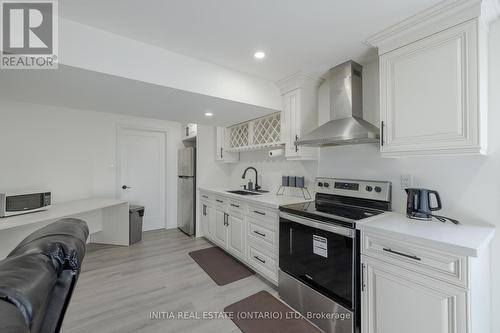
[279,212,354,238]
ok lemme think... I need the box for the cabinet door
[214,208,227,247]
[200,202,209,237]
[380,20,482,156]
[227,214,245,260]
[207,205,215,238]
[215,127,239,162]
[282,89,300,157]
[362,256,468,333]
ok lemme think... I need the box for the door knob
[122,185,132,190]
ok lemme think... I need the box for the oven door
[279,212,356,310]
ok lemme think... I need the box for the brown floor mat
[189,247,254,286]
[224,290,322,333]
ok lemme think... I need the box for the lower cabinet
[198,190,279,285]
[214,207,227,247]
[360,229,488,333]
[361,255,467,333]
[227,213,245,260]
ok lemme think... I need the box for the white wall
[227,149,318,197]
[0,100,183,229]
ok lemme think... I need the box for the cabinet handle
[253,210,266,216]
[230,203,240,208]
[380,121,385,146]
[202,195,208,199]
[221,147,223,159]
[382,248,421,261]
[295,134,299,152]
[216,199,224,203]
[253,230,266,237]
[253,256,266,264]
[361,263,366,292]
[203,204,207,216]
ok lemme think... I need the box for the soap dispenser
[247,180,254,191]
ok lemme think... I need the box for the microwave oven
[0,191,52,218]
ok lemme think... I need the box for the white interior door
[119,128,166,231]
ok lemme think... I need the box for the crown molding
[364,0,490,54]
[275,71,324,94]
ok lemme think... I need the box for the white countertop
[357,212,495,257]
[0,198,128,231]
[199,187,313,209]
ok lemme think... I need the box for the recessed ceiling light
[204,112,214,117]
[254,51,266,60]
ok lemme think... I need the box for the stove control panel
[316,178,391,202]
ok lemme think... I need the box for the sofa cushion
[0,253,57,327]
[0,300,29,333]
[8,218,89,272]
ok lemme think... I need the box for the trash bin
[129,205,145,245]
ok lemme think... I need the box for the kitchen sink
[226,190,262,196]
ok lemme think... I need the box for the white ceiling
[0,65,276,126]
[60,0,442,81]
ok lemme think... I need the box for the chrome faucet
[241,167,260,191]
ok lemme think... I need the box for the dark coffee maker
[405,188,441,220]
[405,188,459,224]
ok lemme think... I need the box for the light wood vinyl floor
[62,229,276,333]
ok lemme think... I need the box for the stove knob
[323,182,330,188]
[317,182,324,187]
[374,186,382,193]
[365,186,373,192]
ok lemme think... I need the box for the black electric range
[278,178,392,333]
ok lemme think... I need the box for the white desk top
[0,198,128,231]
[357,212,495,257]
[198,187,313,209]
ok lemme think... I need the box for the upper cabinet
[367,0,499,157]
[215,127,239,163]
[277,73,321,160]
[182,123,197,141]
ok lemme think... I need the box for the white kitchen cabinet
[360,225,491,333]
[214,207,227,247]
[361,255,468,333]
[367,0,499,157]
[215,127,239,163]
[200,201,209,237]
[227,213,245,260]
[196,189,280,285]
[379,20,485,157]
[277,73,321,160]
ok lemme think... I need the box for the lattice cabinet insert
[227,112,282,152]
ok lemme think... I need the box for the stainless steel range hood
[296,61,380,147]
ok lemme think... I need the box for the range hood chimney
[296,60,380,147]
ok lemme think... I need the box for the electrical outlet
[401,174,413,190]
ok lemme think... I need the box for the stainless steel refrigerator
[177,147,196,236]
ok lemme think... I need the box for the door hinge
[361,263,366,292]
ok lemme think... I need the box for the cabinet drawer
[248,218,277,248]
[362,232,468,288]
[248,242,277,282]
[200,191,212,202]
[228,200,244,216]
[214,195,226,208]
[246,204,278,226]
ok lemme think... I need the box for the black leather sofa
[0,218,89,333]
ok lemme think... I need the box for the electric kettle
[405,188,441,220]
[405,188,460,224]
